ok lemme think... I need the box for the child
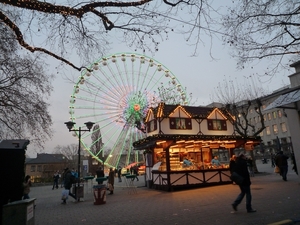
[23,175,32,199]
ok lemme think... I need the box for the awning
[133,134,261,150]
[133,140,156,150]
[264,89,300,111]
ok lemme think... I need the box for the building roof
[26,153,67,164]
[264,88,300,111]
[150,103,230,119]
[0,139,30,150]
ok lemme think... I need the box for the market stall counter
[152,167,232,191]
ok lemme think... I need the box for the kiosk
[133,103,261,191]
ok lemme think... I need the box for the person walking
[275,151,289,181]
[117,166,122,182]
[61,168,77,204]
[96,166,105,184]
[132,165,139,181]
[130,166,133,174]
[52,171,59,190]
[270,153,276,168]
[231,153,256,213]
[23,175,32,200]
[107,167,115,195]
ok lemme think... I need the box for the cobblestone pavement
[30,161,300,225]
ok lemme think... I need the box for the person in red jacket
[231,153,256,213]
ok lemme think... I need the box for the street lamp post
[64,121,94,201]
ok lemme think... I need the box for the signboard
[27,203,34,221]
[83,160,89,172]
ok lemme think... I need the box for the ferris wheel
[68,52,189,169]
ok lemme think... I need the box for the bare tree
[157,82,196,106]
[91,124,103,159]
[0,0,218,71]
[222,0,300,73]
[213,77,268,172]
[54,144,78,168]
[0,23,53,148]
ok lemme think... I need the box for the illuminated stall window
[207,119,227,131]
[169,118,192,130]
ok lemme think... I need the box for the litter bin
[2,198,36,225]
[93,184,106,205]
[72,184,84,201]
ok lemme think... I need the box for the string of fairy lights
[1,0,235,72]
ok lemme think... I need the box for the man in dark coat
[275,151,289,181]
[96,166,105,184]
[52,171,59,190]
[62,168,77,204]
[231,153,256,213]
[117,166,122,182]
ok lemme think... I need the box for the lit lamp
[64,121,94,201]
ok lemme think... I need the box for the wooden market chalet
[133,103,261,191]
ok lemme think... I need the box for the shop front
[135,135,260,191]
[133,103,261,191]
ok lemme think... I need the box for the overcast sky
[25,2,293,157]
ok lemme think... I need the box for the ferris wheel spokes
[69,53,188,169]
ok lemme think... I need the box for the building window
[147,119,157,132]
[263,114,267,121]
[169,118,192,130]
[281,137,287,144]
[272,124,278,134]
[37,165,42,172]
[278,110,282,118]
[281,122,287,132]
[207,119,227,131]
[30,165,36,172]
[266,126,271,135]
[272,111,277,119]
[267,113,272,120]
[260,131,264,137]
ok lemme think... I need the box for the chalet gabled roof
[26,153,67,164]
[151,103,229,119]
[182,105,214,118]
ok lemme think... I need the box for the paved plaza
[30,161,300,225]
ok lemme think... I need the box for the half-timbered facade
[133,103,261,191]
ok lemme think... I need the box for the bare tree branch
[0,0,216,70]
[222,0,300,73]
